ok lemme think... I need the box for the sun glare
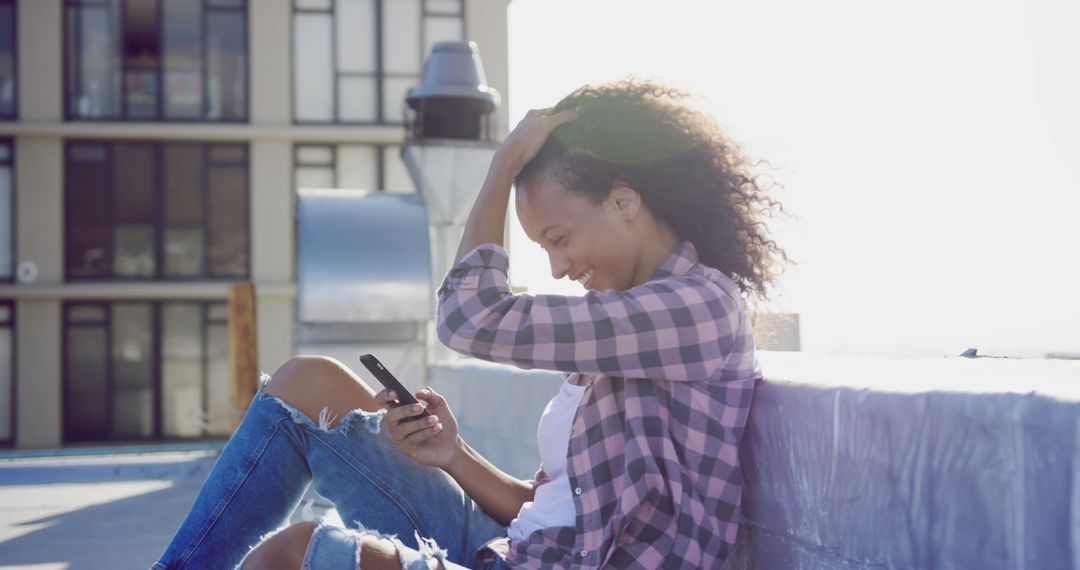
[507,0,1080,358]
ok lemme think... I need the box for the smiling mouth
[573,267,596,289]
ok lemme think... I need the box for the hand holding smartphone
[359,354,432,423]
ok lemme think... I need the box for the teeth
[576,268,594,287]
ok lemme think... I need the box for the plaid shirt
[436,242,761,569]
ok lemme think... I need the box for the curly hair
[517,79,793,303]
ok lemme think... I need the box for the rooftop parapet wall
[731,352,1080,569]
[429,352,1080,568]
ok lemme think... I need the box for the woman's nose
[548,251,571,280]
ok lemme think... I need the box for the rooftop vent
[405,41,500,141]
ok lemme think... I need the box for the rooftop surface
[0,449,338,569]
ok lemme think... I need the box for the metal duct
[296,189,433,325]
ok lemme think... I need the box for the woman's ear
[608,184,641,220]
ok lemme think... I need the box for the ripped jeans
[152,375,511,569]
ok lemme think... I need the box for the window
[0,301,12,445]
[65,140,249,280]
[63,300,231,442]
[0,139,11,281]
[294,143,414,193]
[64,0,248,121]
[0,0,15,119]
[292,0,464,124]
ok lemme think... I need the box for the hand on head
[495,106,579,177]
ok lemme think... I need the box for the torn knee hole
[357,531,447,569]
[262,391,385,435]
[359,534,404,568]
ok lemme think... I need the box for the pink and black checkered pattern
[436,242,761,569]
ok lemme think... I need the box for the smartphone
[359,354,432,423]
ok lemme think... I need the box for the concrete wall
[13,138,63,283]
[429,352,1080,568]
[12,3,64,448]
[249,0,292,125]
[12,137,63,447]
[249,139,295,375]
[13,301,61,449]
[247,0,295,376]
[429,360,562,479]
[17,0,62,121]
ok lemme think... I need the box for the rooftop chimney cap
[406,41,501,110]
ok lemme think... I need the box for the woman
[153,79,788,570]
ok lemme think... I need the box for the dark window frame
[61,299,229,443]
[293,142,394,191]
[62,0,250,123]
[61,300,116,443]
[0,300,14,447]
[0,138,13,283]
[0,0,17,121]
[290,0,467,125]
[63,139,251,282]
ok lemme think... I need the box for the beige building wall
[11,1,64,448]
[12,138,64,448]
[248,0,295,377]
[14,138,63,283]
[467,0,512,135]
[0,0,509,449]
[249,0,292,125]
[17,0,62,121]
[14,302,62,448]
[250,140,295,375]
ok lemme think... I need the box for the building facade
[0,0,511,449]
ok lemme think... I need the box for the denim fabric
[299,518,512,570]
[152,375,510,569]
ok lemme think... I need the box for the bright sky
[504,0,1080,358]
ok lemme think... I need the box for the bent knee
[267,355,357,394]
[273,355,348,381]
[264,355,378,424]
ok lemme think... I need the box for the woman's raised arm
[436,244,741,382]
[453,108,577,265]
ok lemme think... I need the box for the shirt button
[580,549,588,558]
[574,487,583,495]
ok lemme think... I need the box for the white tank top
[507,378,588,542]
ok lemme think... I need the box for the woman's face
[515,173,643,292]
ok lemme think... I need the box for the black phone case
[359,354,432,422]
